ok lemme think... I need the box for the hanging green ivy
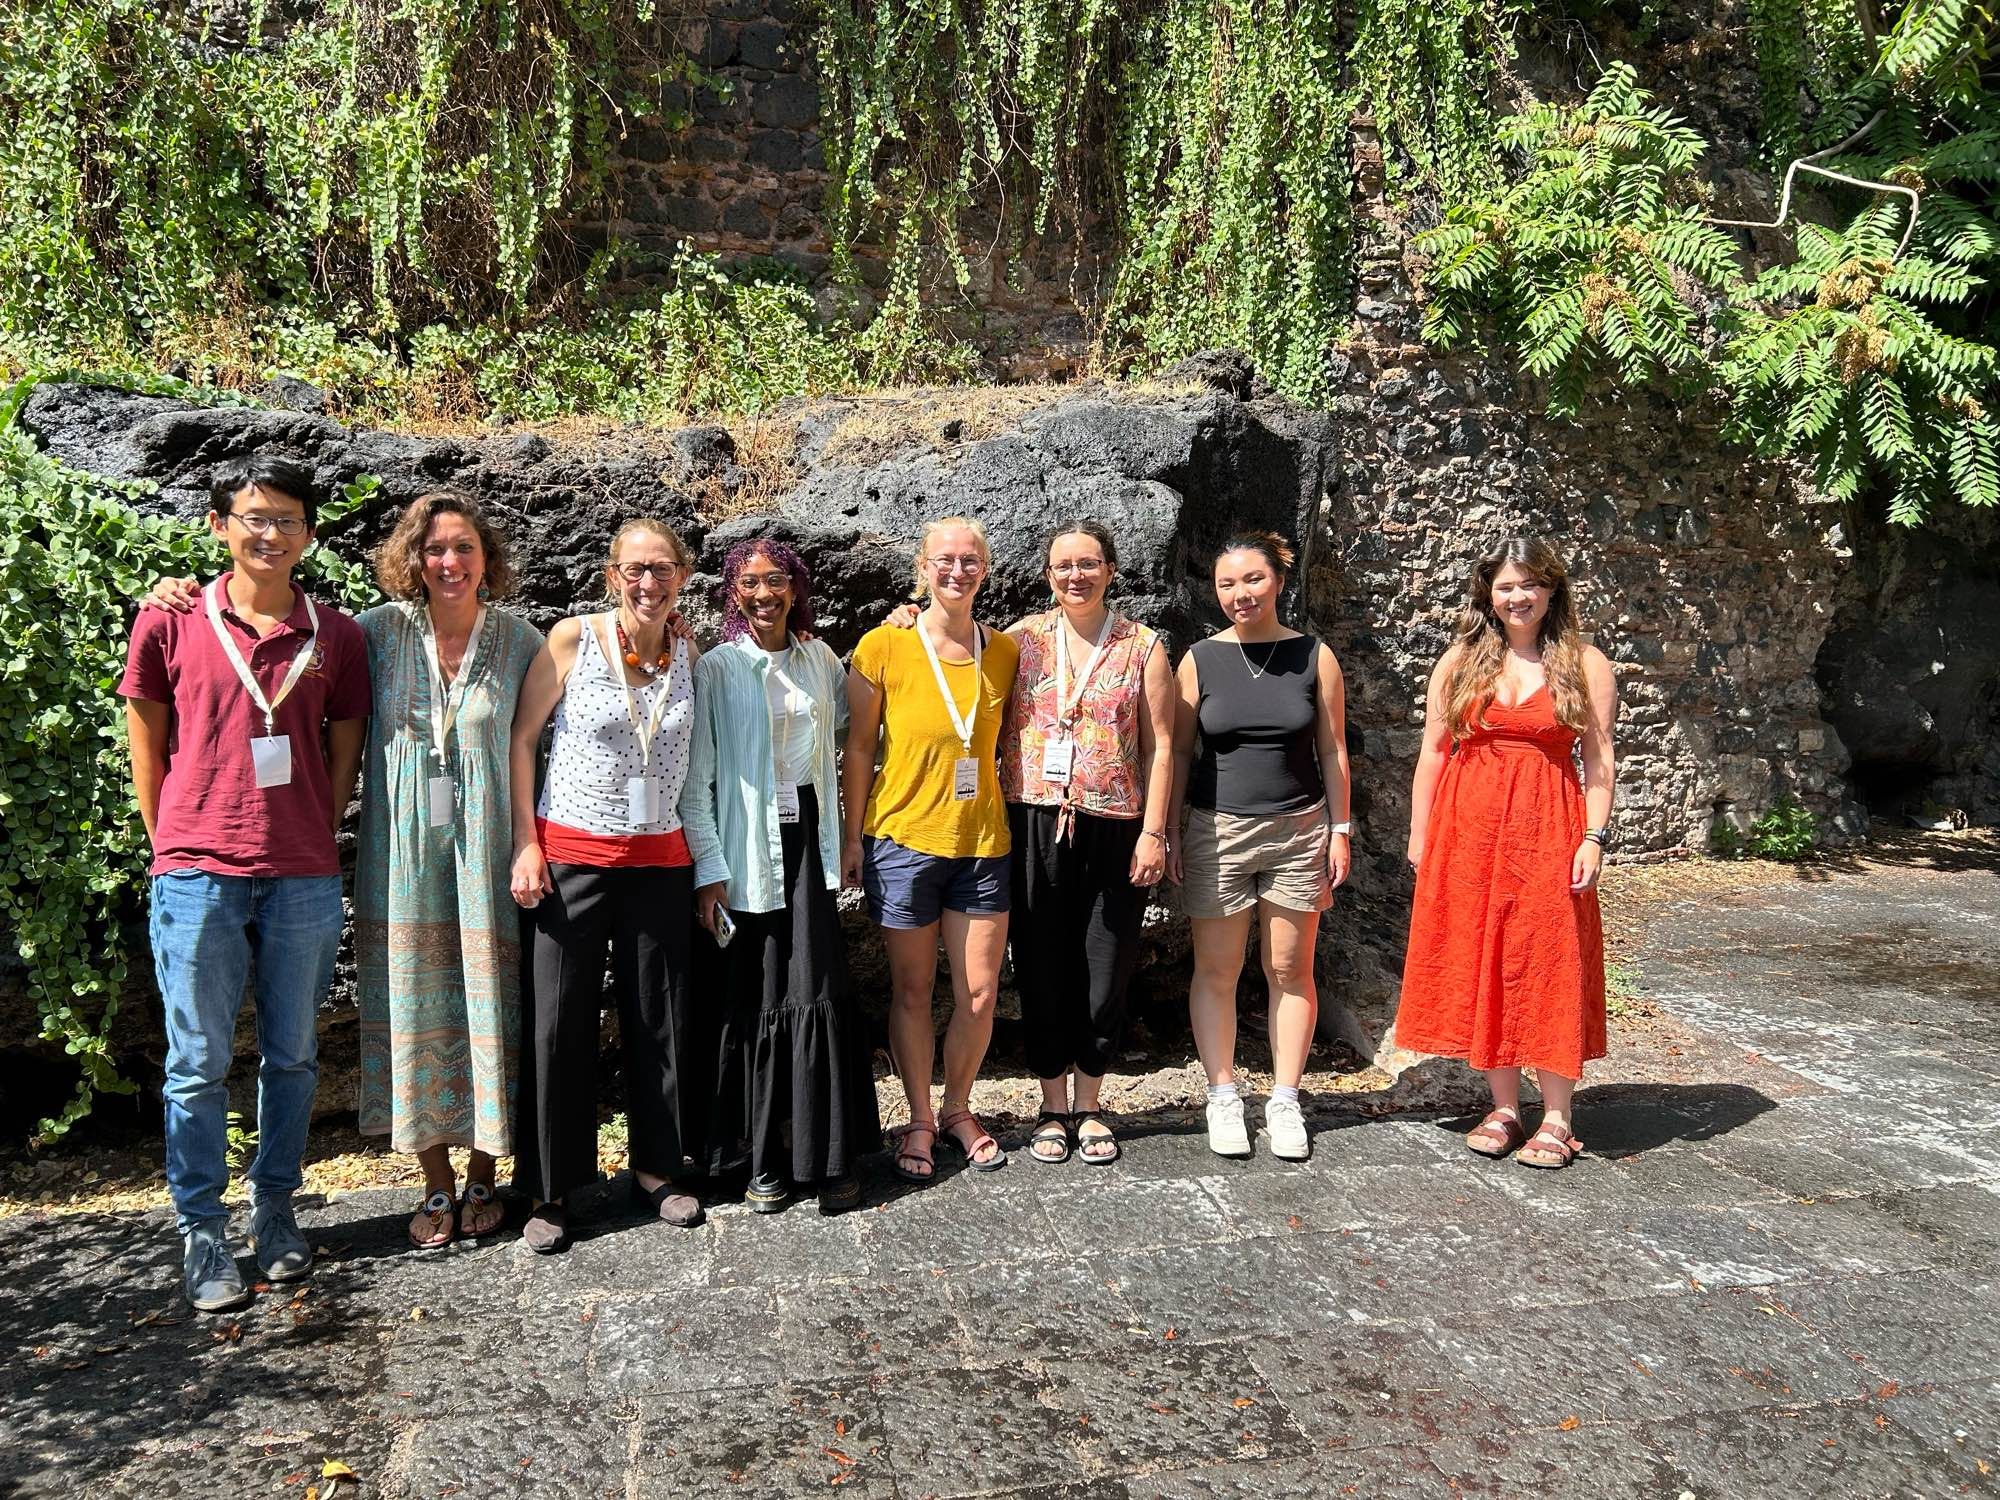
[0,0,705,358]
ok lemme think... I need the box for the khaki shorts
[1180,805,1331,918]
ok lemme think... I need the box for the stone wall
[16,352,1867,1059]
[603,0,1102,373]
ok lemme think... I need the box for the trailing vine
[0,376,376,1142]
[813,0,1508,403]
[0,0,705,356]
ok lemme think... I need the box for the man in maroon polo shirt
[120,455,370,1312]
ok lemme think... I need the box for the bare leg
[938,909,1007,1164]
[884,924,945,1124]
[1258,902,1321,1089]
[1188,910,1256,1086]
[1484,1067,1524,1119]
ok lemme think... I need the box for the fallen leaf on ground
[1163,1327,1177,1340]
[822,1449,853,1467]
[1145,1402,1176,1415]
[1558,1416,1581,1431]
[1233,1398,1256,1409]
[834,1418,846,1437]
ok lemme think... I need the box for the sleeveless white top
[538,616,693,836]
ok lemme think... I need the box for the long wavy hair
[1439,537,1591,738]
[717,538,814,641]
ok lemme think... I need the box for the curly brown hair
[374,492,517,602]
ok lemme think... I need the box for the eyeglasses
[734,571,792,594]
[927,555,985,575]
[228,513,308,537]
[1048,560,1105,578]
[615,561,682,582]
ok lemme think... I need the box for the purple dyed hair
[718,537,815,642]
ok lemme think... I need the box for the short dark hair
[210,456,320,529]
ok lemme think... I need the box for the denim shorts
[862,835,1009,929]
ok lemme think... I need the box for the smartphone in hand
[713,905,736,948]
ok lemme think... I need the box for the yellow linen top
[852,622,1019,858]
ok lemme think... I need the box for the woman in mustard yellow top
[842,517,1020,1182]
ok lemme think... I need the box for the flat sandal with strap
[889,1121,938,1184]
[1466,1109,1529,1159]
[1517,1119,1582,1169]
[938,1108,1008,1172]
[1072,1108,1120,1166]
[1027,1110,1073,1165]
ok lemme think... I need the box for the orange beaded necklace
[615,616,672,676]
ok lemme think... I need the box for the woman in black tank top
[1166,532,1353,1163]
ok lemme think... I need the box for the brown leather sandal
[1516,1119,1582,1169]
[1466,1110,1528,1158]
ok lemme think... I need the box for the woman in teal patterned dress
[354,494,543,1248]
[140,491,541,1249]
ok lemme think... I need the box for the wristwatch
[1329,821,1353,836]
[1582,827,1609,847]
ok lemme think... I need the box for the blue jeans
[149,871,344,1234]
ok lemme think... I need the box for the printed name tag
[1040,738,1074,785]
[427,775,455,828]
[627,775,660,826]
[249,735,293,790]
[953,756,979,801]
[776,780,801,823]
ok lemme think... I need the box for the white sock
[1270,1084,1300,1107]
[1207,1082,1240,1105]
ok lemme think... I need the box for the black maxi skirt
[701,785,881,1183]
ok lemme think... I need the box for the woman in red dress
[1393,537,1616,1168]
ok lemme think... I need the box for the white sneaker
[1265,1097,1310,1161]
[1206,1094,1251,1157]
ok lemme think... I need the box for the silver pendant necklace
[1237,636,1279,681]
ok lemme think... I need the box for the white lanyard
[1051,611,1117,733]
[205,578,319,738]
[417,603,486,767]
[605,614,680,773]
[916,615,982,752]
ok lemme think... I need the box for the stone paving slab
[5,858,2000,1498]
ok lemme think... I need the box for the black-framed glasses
[227,513,309,537]
[616,561,682,582]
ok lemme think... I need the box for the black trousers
[1008,803,1148,1079]
[514,861,699,1203]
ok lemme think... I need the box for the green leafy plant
[1416,63,1743,415]
[0,376,376,1142]
[0,0,713,360]
[1710,795,1822,860]
[1417,37,2000,524]
[223,1111,259,1171]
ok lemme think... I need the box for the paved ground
[3,851,1997,1499]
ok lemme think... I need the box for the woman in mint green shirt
[683,539,880,1215]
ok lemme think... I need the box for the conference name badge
[250,734,294,789]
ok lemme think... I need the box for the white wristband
[1329,821,1353,836]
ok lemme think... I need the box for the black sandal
[1027,1110,1073,1165]
[1073,1109,1120,1166]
